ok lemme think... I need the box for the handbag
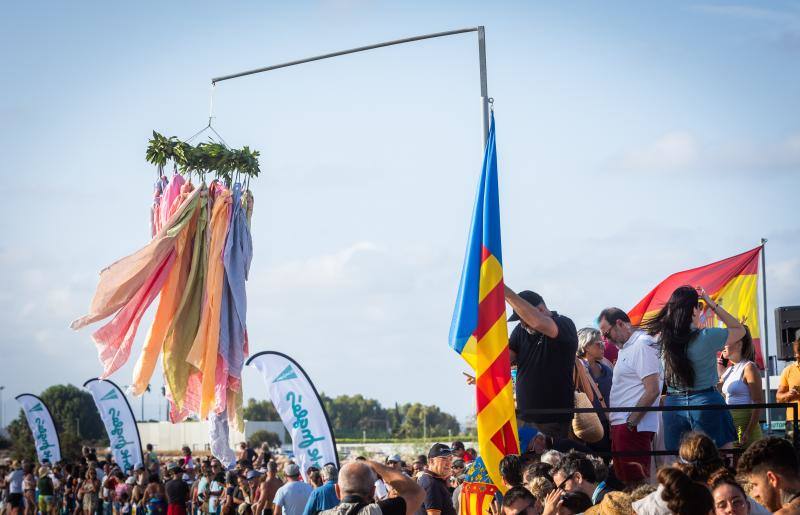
[572,390,604,443]
[572,359,605,443]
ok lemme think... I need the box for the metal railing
[517,402,798,457]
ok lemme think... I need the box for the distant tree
[8,384,107,462]
[249,430,281,448]
[243,394,460,440]
[243,398,281,421]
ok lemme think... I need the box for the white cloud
[262,241,380,290]
[767,257,800,304]
[620,131,699,171]
[615,131,800,174]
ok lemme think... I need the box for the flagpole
[211,27,492,147]
[760,238,772,430]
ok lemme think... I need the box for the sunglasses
[697,300,707,311]
[556,472,575,491]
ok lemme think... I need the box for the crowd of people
[4,283,800,515]
[504,284,800,480]
[5,432,800,515]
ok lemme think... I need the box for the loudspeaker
[775,306,800,361]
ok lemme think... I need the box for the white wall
[137,421,288,452]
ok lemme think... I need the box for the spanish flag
[449,113,519,492]
[628,245,763,367]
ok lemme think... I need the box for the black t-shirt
[415,473,456,515]
[165,479,189,505]
[509,312,578,423]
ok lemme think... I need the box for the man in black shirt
[505,287,578,440]
[165,463,189,515]
[415,444,456,515]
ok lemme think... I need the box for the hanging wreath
[145,131,260,181]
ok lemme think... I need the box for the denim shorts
[663,388,737,450]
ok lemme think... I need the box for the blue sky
[1,1,799,428]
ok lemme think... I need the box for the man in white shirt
[599,307,662,486]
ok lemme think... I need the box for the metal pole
[760,239,772,430]
[210,27,489,147]
[477,26,490,147]
[0,386,4,430]
[212,27,480,84]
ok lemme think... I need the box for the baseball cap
[125,477,136,485]
[386,454,401,464]
[167,462,181,472]
[284,463,301,477]
[246,470,262,480]
[134,463,145,471]
[428,443,453,459]
[508,290,545,322]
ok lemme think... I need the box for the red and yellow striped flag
[449,114,519,492]
[628,245,763,366]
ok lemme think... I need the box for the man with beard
[505,288,578,439]
[738,437,800,514]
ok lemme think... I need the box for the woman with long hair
[718,325,763,449]
[641,285,745,451]
[79,469,100,515]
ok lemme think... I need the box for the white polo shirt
[609,330,663,431]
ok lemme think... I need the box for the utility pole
[0,386,5,430]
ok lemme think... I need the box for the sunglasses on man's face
[556,472,575,491]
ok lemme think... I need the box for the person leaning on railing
[776,329,800,443]
[716,325,763,449]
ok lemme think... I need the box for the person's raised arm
[697,287,745,344]
[367,461,424,515]
[504,286,558,338]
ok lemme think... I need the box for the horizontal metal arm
[211,27,480,84]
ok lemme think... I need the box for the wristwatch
[626,419,637,431]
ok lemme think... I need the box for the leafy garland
[146,131,260,184]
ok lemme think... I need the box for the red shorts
[611,424,654,484]
[167,503,186,515]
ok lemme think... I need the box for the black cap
[508,290,544,322]
[428,443,453,459]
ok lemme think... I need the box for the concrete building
[137,421,288,452]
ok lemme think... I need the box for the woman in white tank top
[717,326,763,449]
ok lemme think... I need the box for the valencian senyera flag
[458,457,499,515]
[628,245,764,367]
[449,112,519,492]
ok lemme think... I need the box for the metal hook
[488,97,494,111]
